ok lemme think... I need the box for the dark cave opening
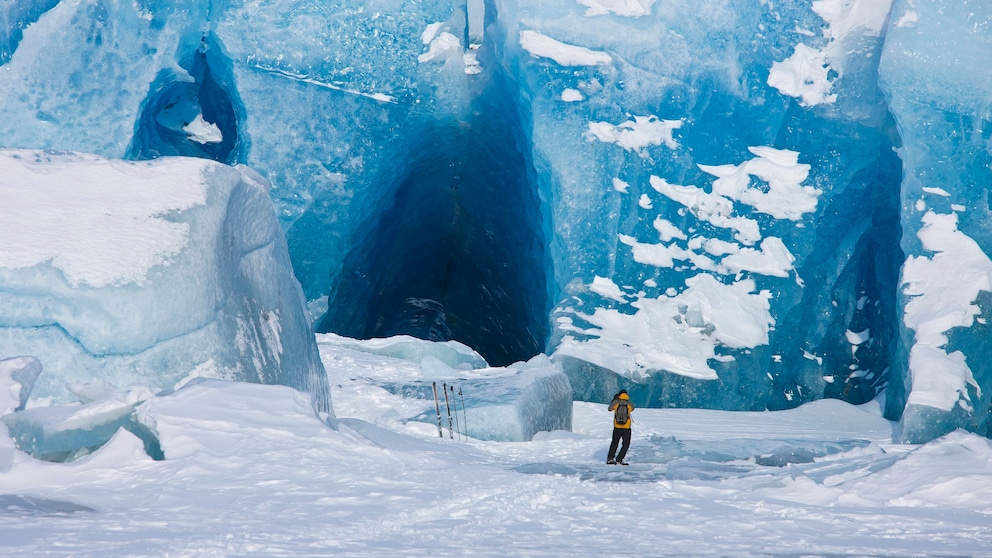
[127,35,242,164]
[318,72,549,367]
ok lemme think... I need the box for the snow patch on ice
[813,0,893,40]
[845,329,870,345]
[463,51,482,74]
[719,237,797,278]
[576,0,655,17]
[421,22,445,44]
[519,30,612,66]
[419,31,461,63]
[895,8,918,28]
[902,211,992,412]
[557,274,773,380]
[620,233,715,270]
[922,186,950,197]
[183,114,222,144]
[769,0,894,106]
[699,146,819,221]
[590,276,627,303]
[619,234,796,279]
[561,88,584,102]
[649,176,762,245]
[586,115,682,154]
[0,150,209,288]
[653,218,686,243]
[768,43,837,107]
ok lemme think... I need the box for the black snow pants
[608,427,631,461]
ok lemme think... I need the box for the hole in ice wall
[127,35,243,164]
[319,65,550,367]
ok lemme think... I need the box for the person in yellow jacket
[606,390,634,465]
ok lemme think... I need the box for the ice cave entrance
[319,82,550,368]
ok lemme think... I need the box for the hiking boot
[606,459,616,465]
[617,460,629,466]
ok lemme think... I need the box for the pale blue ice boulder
[318,335,571,442]
[0,149,329,412]
[0,383,155,462]
[408,355,573,442]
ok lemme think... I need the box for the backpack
[615,401,630,425]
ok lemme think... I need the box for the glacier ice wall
[0,0,990,443]
[0,0,550,368]
[0,150,330,412]
[879,0,992,443]
[498,0,904,413]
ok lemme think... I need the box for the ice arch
[127,34,243,164]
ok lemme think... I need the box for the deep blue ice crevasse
[319,2,551,368]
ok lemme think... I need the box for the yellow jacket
[609,393,633,428]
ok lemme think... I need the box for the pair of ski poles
[432,381,467,440]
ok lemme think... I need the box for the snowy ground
[2,342,991,557]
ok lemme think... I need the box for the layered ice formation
[0,1,990,443]
[317,334,572,442]
[0,150,329,412]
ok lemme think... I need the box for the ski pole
[459,387,467,439]
[432,381,443,438]
[442,382,454,439]
[450,384,461,441]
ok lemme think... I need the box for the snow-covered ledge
[0,149,330,413]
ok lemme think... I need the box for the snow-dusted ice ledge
[317,335,572,442]
[0,150,329,412]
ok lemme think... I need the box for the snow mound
[135,379,332,460]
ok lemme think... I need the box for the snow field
[4,342,986,556]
